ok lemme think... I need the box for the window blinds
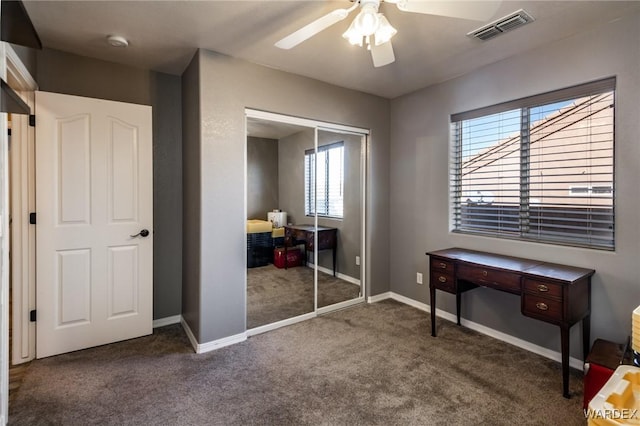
[450,78,615,250]
[305,141,344,218]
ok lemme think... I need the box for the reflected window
[305,141,344,218]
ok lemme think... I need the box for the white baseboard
[374,292,584,371]
[316,296,365,315]
[311,264,361,287]
[246,312,316,337]
[180,316,247,354]
[153,315,181,328]
[368,291,392,304]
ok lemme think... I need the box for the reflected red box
[273,247,302,269]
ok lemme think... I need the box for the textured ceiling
[22,1,640,98]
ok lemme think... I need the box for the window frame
[449,78,616,250]
[305,141,345,219]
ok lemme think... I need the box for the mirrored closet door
[315,128,364,310]
[245,111,367,332]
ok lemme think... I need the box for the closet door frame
[245,109,369,335]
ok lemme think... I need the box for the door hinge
[30,310,36,322]
[29,114,35,127]
[29,212,36,224]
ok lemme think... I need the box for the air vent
[468,9,534,41]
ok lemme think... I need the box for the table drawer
[523,278,563,299]
[431,272,455,294]
[522,294,563,322]
[457,264,521,293]
[430,258,454,274]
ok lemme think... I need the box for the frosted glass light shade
[374,14,397,45]
[342,20,364,46]
[353,4,380,36]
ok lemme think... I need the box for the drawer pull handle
[438,276,447,283]
[536,302,549,311]
[537,284,549,292]
[482,270,488,277]
[439,263,447,269]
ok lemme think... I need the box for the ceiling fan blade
[275,8,350,49]
[395,0,502,22]
[371,41,395,68]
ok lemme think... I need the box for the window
[305,141,344,218]
[450,78,615,250]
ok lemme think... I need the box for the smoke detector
[468,9,534,41]
[106,35,128,48]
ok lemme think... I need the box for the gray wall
[37,48,152,105]
[278,130,362,279]
[9,44,36,78]
[277,129,313,226]
[188,49,390,344]
[389,12,640,358]
[181,53,201,337]
[247,137,279,219]
[36,48,183,321]
[150,72,183,319]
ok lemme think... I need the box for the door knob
[130,229,150,238]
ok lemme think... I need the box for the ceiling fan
[275,0,501,68]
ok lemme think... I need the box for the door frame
[244,108,369,336]
[6,44,38,366]
[0,42,38,423]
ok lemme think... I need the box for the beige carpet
[9,300,585,425]
[247,264,361,329]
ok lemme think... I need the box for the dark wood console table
[427,248,594,398]
[284,225,337,276]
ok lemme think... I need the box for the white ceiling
[22,0,640,99]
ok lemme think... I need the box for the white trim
[312,264,360,286]
[5,44,38,91]
[4,41,38,373]
[367,291,392,304]
[180,316,199,352]
[0,39,9,425]
[246,312,316,337]
[245,108,370,135]
[197,333,247,354]
[373,292,584,371]
[153,315,181,328]
[316,297,365,315]
[180,316,247,354]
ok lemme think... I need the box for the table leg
[560,324,570,398]
[582,314,591,361]
[332,246,336,277]
[456,291,462,326]
[430,285,437,337]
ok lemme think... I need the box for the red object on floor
[584,363,615,410]
[583,339,627,410]
[273,247,302,268]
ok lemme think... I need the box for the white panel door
[35,91,152,358]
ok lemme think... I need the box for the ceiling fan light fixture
[353,2,380,36]
[342,20,364,46]
[374,14,397,46]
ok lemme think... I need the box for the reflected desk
[427,247,594,398]
[284,225,337,276]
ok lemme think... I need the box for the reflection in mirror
[313,129,363,308]
[246,114,366,330]
[246,117,315,329]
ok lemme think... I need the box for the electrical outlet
[416,272,423,285]
[355,256,360,266]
